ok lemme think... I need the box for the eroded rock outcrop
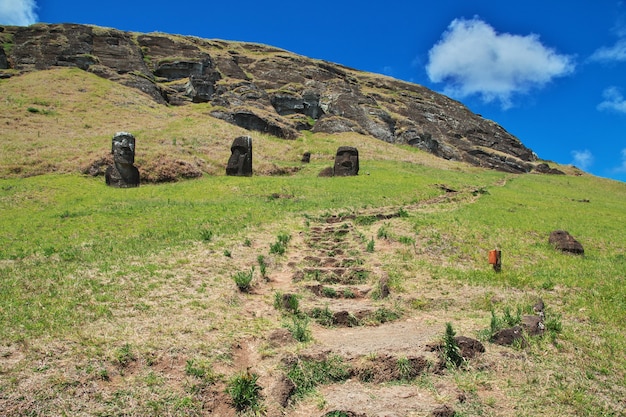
[0,23,539,173]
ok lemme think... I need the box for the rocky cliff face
[0,23,539,173]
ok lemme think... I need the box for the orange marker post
[488,249,501,272]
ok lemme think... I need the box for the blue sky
[2,1,626,182]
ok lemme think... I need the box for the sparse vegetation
[269,232,291,255]
[322,286,337,298]
[377,224,390,239]
[199,228,214,242]
[273,291,300,314]
[310,305,335,327]
[114,343,136,367]
[185,358,219,383]
[372,307,400,324]
[396,356,414,381]
[285,315,311,342]
[285,355,350,398]
[232,267,255,292]
[226,370,264,413]
[443,323,464,368]
[257,254,267,279]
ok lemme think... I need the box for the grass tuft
[226,370,264,413]
[232,267,255,292]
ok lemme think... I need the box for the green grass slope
[0,68,624,416]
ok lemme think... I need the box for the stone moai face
[226,136,253,176]
[333,146,359,176]
[112,132,136,165]
[106,132,140,188]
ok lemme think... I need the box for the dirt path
[230,188,494,416]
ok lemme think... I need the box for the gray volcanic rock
[1,23,540,172]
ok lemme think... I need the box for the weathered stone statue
[226,136,253,176]
[105,132,140,188]
[333,146,359,176]
[301,152,311,163]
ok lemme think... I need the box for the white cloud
[0,0,38,26]
[425,17,575,108]
[589,39,626,62]
[598,87,626,113]
[571,149,594,171]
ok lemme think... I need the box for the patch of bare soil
[309,321,441,360]
[290,380,449,417]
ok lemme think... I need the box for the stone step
[300,267,369,284]
[301,299,399,327]
[304,283,372,299]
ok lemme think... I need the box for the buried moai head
[549,230,584,255]
[333,146,359,176]
[226,136,253,176]
[105,132,140,188]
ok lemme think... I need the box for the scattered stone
[549,230,584,255]
[333,310,358,327]
[455,336,485,359]
[521,315,545,336]
[226,136,253,176]
[491,325,527,347]
[431,404,456,417]
[323,411,366,417]
[333,146,359,176]
[105,132,140,188]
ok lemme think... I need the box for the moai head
[111,132,136,165]
[226,136,253,176]
[106,132,140,188]
[301,152,311,163]
[333,146,359,176]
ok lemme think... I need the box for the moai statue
[333,146,359,176]
[105,132,140,188]
[301,152,311,163]
[226,136,253,176]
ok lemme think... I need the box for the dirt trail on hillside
[227,187,500,416]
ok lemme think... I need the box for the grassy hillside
[0,69,625,416]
